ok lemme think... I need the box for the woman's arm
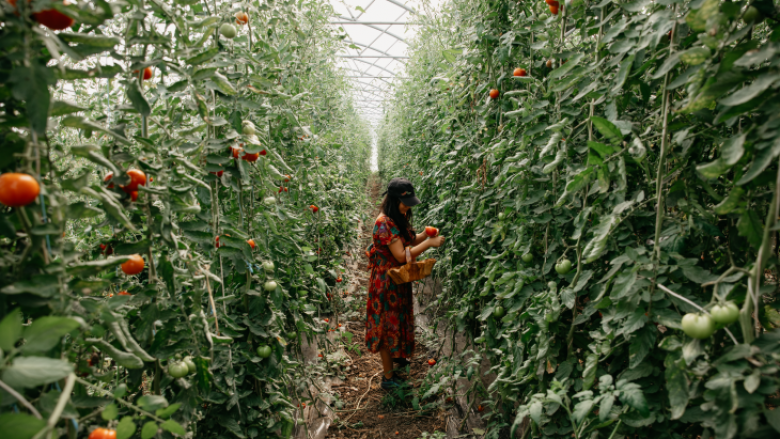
[412,232,428,246]
[388,235,445,264]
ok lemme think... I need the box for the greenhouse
[1,0,779,438]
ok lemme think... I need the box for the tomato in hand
[681,313,715,339]
[710,302,739,325]
[425,226,439,237]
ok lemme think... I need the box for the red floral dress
[365,215,415,359]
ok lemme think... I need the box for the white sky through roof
[327,0,442,171]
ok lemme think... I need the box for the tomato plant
[379,0,780,438]
[0,0,371,438]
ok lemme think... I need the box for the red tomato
[0,173,40,207]
[336,277,342,283]
[231,146,242,159]
[489,89,499,99]
[235,11,249,25]
[242,152,260,162]
[259,149,267,156]
[513,68,527,77]
[104,172,115,189]
[425,226,439,237]
[121,169,146,194]
[121,254,145,275]
[130,191,138,202]
[427,358,436,366]
[88,428,116,439]
[247,239,256,249]
[310,205,319,213]
[118,291,131,296]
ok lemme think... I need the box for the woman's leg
[379,346,394,379]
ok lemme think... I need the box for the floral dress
[365,215,415,359]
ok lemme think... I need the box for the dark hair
[380,194,414,243]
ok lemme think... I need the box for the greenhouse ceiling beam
[385,0,416,14]
[343,40,400,58]
[335,16,408,44]
[343,66,394,87]
[347,59,398,77]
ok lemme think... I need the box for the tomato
[88,428,116,439]
[220,23,237,39]
[547,281,557,290]
[497,212,506,221]
[210,168,224,177]
[0,173,40,207]
[324,318,329,323]
[117,291,131,296]
[260,149,267,156]
[284,174,291,182]
[521,253,533,263]
[256,345,272,358]
[264,281,278,291]
[710,302,739,325]
[513,68,527,77]
[546,59,553,68]
[278,186,284,194]
[133,67,153,80]
[29,1,74,31]
[493,306,505,318]
[121,169,146,193]
[235,11,249,25]
[183,357,197,374]
[425,226,438,237]
[681,313,715,339]
[743,6,762,23]
[310,204,319,213]
[168,361,189,378]
[489,89,499,99]
[103,172,115,188]
[477,405,484,412]
[263,261,275,272]
[100,244,107,251]
[555,259,572,275]
[336,277,343,283]
[130,191,138,202]
[242,151,260,162]
[231,146,242,158]
[550,4,559,14]
[427,358,436,366]
[247,239,256,249]
[121,254,145,275]
[264,197,277,205]
[242,120,256,135]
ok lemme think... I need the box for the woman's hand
[427,235,445,248]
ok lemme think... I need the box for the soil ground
[324,175,447,439]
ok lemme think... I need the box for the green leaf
[616,381,649,416]
[211,72,237,95]
[137,395,168,411]
[590,117,622,145]
[582,354,598,390]
[161,420,186,436]
[0,413,47,439]
[587,141,614,158]
[127,80,151,117]
[720,133,746,165]
[720,73,780,106]
[679,47,711,66]
[696,158,732,179]
[66,255,132,277]
[628,326,657,368]
[2,357,73,388]
[59,33,120,47]
[70,144,119,174]
[155,403,181,419]
[101,403,119,421]
[21,316,81,354]
[61,116,131,145]
[0,308,23,351]
[141,422,158,439]
[737,210,763,248]
[8,63,53,134]
[186,48,219,66]
[572,399,594,424]
[51,100,86,116]
[116,416,136,439]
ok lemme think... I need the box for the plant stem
[0,378,42,419]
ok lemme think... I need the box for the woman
[366,178,445,389]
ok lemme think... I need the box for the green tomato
[521,253,533,263]
[242,120,256,135]
[474,336,485,343]
[547,281,557,290]
[264,280,278,292]
[264,197,277,205]
[493,306,505,318]
[287,331,297,341]
[681,313,716,339]
[498,212,506,221]
[183,356,197,375]
[743,6,762,23]
[220,23,237,39]
[555,259,572,275]
[263,261,275,273]
[710,302,739,325]
[257,345,272,358]
[168,361,189,378]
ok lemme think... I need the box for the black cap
[385,178,421,207]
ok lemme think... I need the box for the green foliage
[380,0,780,438]
[0,0,369,438]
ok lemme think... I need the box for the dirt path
[324,174,447,439]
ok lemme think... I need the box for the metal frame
[329,0,416,127]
